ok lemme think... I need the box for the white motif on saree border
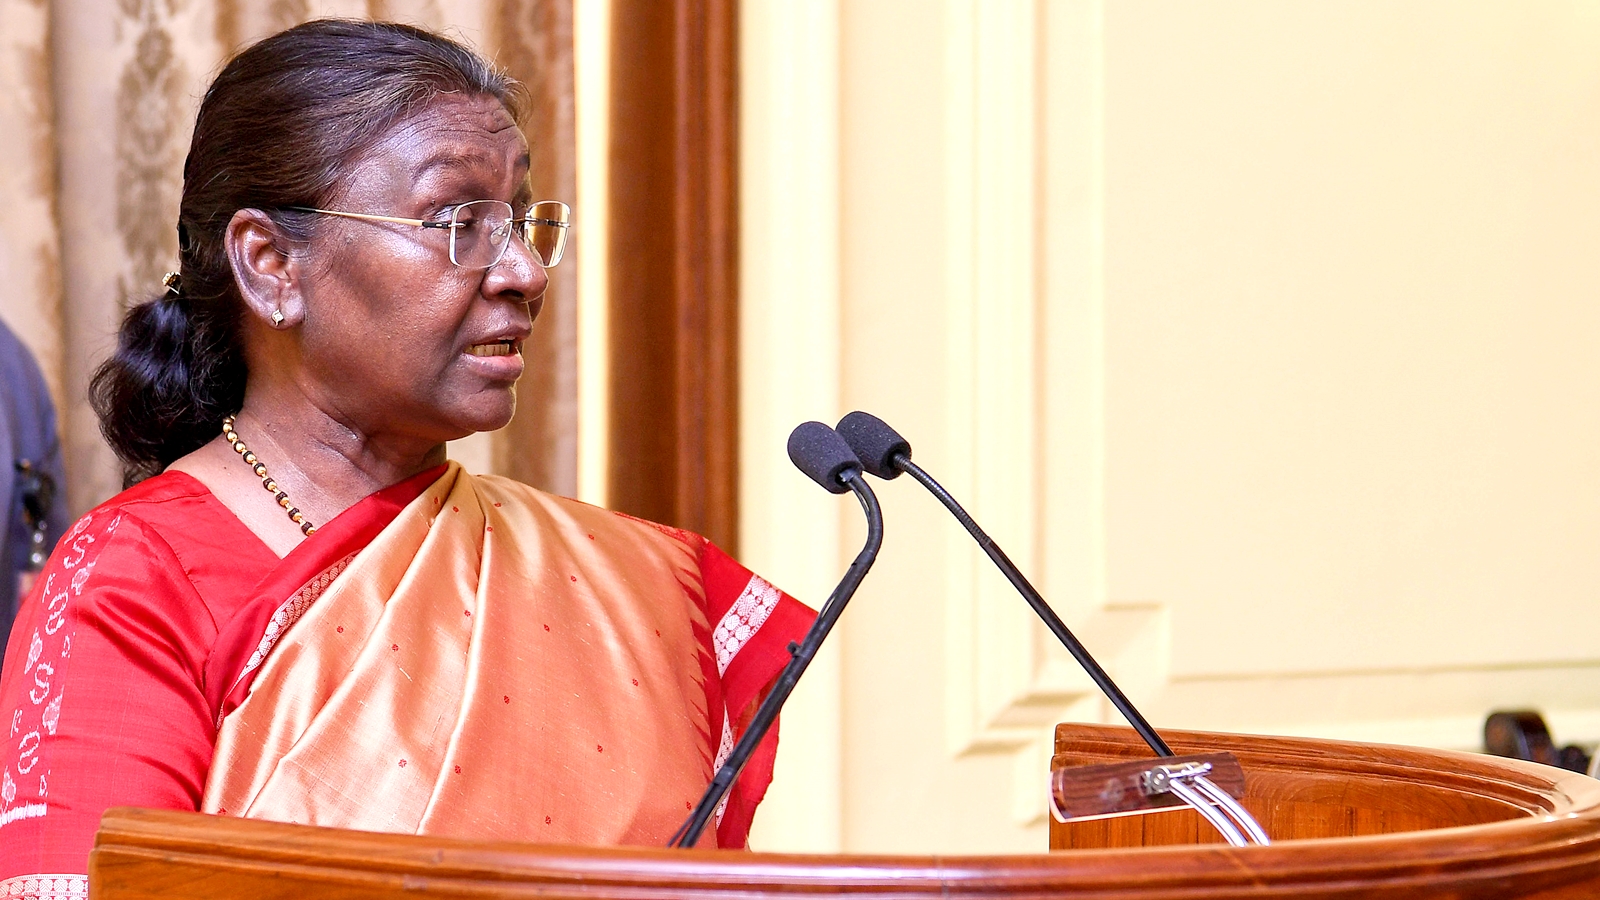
[218,552,357,726]
[711,715,735,827]
[0,514,113,837]
[0,874,87,899]
[707,574,780,828]
[0,802,44,827]
[712,575,780,676]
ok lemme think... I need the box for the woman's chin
[443,393,517,438]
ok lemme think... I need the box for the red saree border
[714,592,811,847]
[0,873,87,899]
[692,539,814,848]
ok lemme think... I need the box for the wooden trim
[607,0,740,553]
[90,728,1600,899]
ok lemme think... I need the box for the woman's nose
[487,235,549,303]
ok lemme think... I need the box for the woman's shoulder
[83,469,272,537]
[470,473,708,549]
[81,469,214,517]
[462,474,796,615]
[51,471,277,608]
[52,471,212,556]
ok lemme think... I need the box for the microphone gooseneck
[835,410,1173,759]
[670,424,884,848]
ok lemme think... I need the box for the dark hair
[90,19,521,486]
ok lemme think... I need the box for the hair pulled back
[90,19,519,486]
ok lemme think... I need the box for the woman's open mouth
[466,339,521,358]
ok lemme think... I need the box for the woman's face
[293,93,546,445]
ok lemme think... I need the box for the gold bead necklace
[223,415,317,536]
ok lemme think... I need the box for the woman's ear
[226,209,305,329]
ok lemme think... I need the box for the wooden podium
[89,723,1600,899]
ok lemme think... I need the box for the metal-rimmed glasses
[288,199,570,269]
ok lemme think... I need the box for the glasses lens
[524,201,570,268]
[449,200,514,268]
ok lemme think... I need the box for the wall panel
[1101,0,1600,750]
[739,0,844,854]
[743,0,1600,854]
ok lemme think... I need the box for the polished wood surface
[1050,723,1600,895]
[1051,724,1562,846]
[607,0,741,553]
[90,725,1600,899]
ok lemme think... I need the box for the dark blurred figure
[0,318,68,667]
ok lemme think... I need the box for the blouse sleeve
[0,508,220,887]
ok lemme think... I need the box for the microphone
[786,420,862,494]
[669,422,885,847]
[835,410,1173,758]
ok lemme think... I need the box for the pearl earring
[270,310,285,327]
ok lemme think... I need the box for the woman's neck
[236,403,445,503]
[167,392,448,557]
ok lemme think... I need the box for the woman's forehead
[338,95,529,200]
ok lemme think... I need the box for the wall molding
[738,0,842,853]
[939,0,1171,825]
[608,0,741,550]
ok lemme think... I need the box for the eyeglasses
[288,199,570,269]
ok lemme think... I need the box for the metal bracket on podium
[1050,752,1272,847]
[1143,760,1271,846]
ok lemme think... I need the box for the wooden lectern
[89,723,1600,898]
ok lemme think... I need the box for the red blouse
[0,471,424,883]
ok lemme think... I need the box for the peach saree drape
[202,462,809,848]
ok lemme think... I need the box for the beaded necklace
[222,415,317,536]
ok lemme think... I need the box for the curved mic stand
[668,470,883,848]
[898,456,1270,845]
[833,409,1269,846]
[893,457,1173,759]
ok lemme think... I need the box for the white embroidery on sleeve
[0,513,114,837]
[0,874,88,899]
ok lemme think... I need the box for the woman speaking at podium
[0,19,812,893]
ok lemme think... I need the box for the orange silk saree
[203,462,812,848]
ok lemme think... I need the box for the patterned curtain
[0,0,64,407]
[0,0,578,513]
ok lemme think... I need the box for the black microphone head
[787,421,862,494]
[835,411,911,480]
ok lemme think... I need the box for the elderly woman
[0,19,810,891]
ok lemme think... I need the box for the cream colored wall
[742,0,1600,854]
[1103,0,1600,749]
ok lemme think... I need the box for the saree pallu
[203,462,810,848]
